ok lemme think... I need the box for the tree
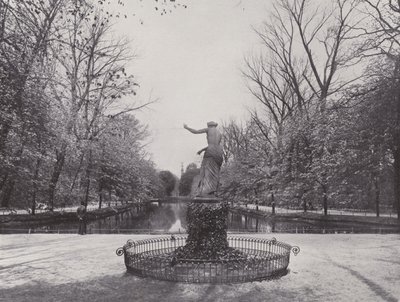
[0,0,65,207]
[96,114,156,207]
[179,163,199,196]
[357,0,400,219]
[47,2,148,210]
[159,170,176,197]
[241,0,363,215]
[220,120,273,204]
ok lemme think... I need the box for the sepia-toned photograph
[0,0,399,301]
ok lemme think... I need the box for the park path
[1,234,400,302]
[244,204,396,218]
[0,204,109,215]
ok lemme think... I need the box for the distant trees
[179,163,199,196]
[159,170,177,197]
[0,0,161,212]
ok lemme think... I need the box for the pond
[1,203,398,234]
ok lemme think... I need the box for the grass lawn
[1,233,399,302]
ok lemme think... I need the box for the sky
[108,0,271,176]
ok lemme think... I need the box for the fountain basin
[116,235,300,283]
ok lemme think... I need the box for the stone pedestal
[174,198,229,259]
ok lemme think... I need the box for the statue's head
[207,121,218,127]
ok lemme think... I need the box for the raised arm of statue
[197,147,207,155]
[183,124,208,134]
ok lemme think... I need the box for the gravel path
[1,234,399,302]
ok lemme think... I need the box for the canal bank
[230,206,400,233]
[0,203,142,228]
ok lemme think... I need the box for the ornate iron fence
[116,236,300,283]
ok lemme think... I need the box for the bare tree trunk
[301,189,307,213]
[1,180,14,207]
[0,122,11,154]
[1,144,24,207]
[0,0,9,151]
[31,158,43,215]
[374,177,380,217]
[395,60,400,220]
[69,150,85,193]
[98,188,103,209]
[322,184,328,216]
[31,189,37,215]
[0,174,8,192]
[394,148,400,220]
[48,144,67,211]
[83,148,92,211]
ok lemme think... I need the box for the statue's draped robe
[196,145,223,196]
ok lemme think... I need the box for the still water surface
[1,203,397,234]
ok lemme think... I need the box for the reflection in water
[168,219,185,233]
[228,212,318,233]
[230,213,271,232]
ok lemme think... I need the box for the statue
[183,121,223,197]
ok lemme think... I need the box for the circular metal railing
[116,236,300,283]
